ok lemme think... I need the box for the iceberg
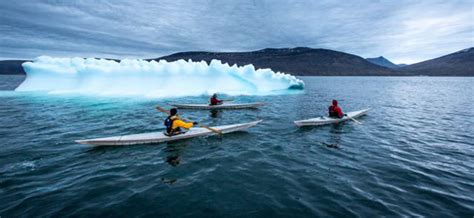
[16,56,304,98]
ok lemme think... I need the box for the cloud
[0,0,472,64]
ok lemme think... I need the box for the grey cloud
[0,0,472,63]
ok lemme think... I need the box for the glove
[193,122,199,125]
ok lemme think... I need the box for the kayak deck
[294,109,370,127]
[171,102,264,110]
[76,120,262,146]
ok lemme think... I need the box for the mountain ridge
[399,47,473,76]
[1,47,472,76]
[366,56,401,68]
[154,47,400,76]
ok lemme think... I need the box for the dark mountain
[399,48,474,76]
[1,47,472,76]
[0,60,28,75]
[155,47,399,76]
[366,56,400,68]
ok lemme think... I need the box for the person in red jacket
[210,93,223,105]
[328,99,344,118]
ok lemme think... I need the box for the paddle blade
[156,105,170,115]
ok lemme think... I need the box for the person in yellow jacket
[164,108,198,136]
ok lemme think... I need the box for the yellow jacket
[170,115,194,130]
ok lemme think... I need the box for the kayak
[171,102,264,110]
[294,109,370,127]
[76,120,262,146]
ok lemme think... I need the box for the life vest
[328,106,338,117]
[164,115,180,135]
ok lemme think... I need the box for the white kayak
[294,109,370,127]
[76,120,262,146]
[171,102,264,110]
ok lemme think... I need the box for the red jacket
[329,100,344,118]
[210,97,223,105]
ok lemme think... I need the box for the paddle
[200,126,224,135]
[345,114,362,124]
[156,106,223,135]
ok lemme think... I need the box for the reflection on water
[161,177,178,184]
[322,123,344,148]
[322,142,339,149]
[161,143,187,184]
[164,143,186,167]
[210,109,222,118]
[166,155,180,166]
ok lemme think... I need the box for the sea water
[0,76,473,216]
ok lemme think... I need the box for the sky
[0,0,472,64]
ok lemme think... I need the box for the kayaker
[210,93,223,105]
[164,108,197,136]
[328,99,344,118]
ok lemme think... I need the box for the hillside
[1,47,472,76]
[399,48,474,76]
[0,60,28,75]
[155,47,398,76]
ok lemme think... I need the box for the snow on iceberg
[16,56,304,98]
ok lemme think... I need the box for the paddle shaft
[346,115,362,124]
[156,106,171,115]
[156,106,223,134]
[200,125,223,134]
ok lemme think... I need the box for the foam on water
[16,56,304,98]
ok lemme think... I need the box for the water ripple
[1,76,473,216]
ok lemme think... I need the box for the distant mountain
[399,48,474,76]
[1,47,472,76]
[156,47,399,76]
[397,64,408,67]
[366,56,400,68]
[0,60,28,75]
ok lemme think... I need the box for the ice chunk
[16,56,304,98]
